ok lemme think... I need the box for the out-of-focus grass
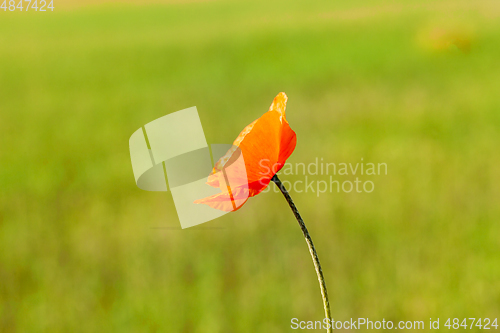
[1,1,499,332]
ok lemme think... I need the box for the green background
[0,0,499,331]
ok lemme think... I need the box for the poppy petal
[195,92,296,211]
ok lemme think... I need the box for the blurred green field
[1,0,499,332]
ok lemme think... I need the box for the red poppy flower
[194,92,297,211]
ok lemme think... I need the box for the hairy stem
[272,174,332,333]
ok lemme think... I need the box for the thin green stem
[272,174,332,333]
